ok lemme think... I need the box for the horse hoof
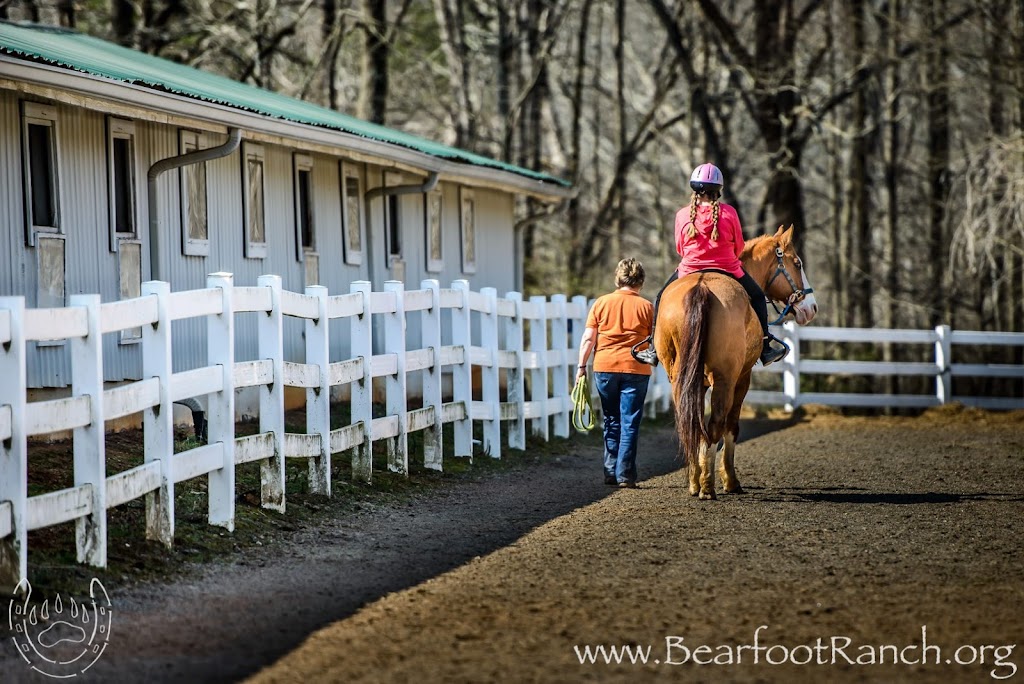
[699,491,716,501]
[726,486,745,494]
[689,487,699,497]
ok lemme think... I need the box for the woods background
[3,0,1022,341]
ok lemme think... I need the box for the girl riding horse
[633,163,788,367]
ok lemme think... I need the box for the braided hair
[684,191,721,241]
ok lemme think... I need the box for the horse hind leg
[697,437,716,500]
[719,376,750,494]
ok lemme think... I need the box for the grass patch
[20,407,602,597]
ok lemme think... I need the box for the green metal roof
[0,20,570,189]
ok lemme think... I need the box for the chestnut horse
[654,225,818,500]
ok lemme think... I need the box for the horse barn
[0,21,572,417]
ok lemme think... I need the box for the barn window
[21,101,61,244]
[460,188,476,274]
[294,154,317,285]
[341,162,363,266]
[242,143,267,259]
[179,130,209,256]
[107,117,139,252]
[383,172,405,281]
[425,190,443,273]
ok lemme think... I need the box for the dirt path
[245,407,1024,684]
[3,407,1022,683]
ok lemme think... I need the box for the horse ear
[779,225,794,247]
[773,225,785,237]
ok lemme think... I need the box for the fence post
[528,295,549,440]
[306,285,331,495]
[0,297,27,591]
[142,281,173,547]
[781,321,800,412]
[505,292,526,450]
[935,324,952,405]
[451,280,473,458]
[420,279,443,471]
[69,294,106,567]
[350,281,374,483]
[384,281,408,474]
[257,275,285,511]
[207,272,235,531]
[481,287,501,458]
[550,294,570,437]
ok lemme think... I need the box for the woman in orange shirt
[576,258,653,488]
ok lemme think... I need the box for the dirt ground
[3,405,1023,683]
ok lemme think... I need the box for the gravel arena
[3,405,1022,683]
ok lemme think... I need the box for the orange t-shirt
[585,290,653,376]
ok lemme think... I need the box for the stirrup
[759,337,790,367]
[631,338,659,366]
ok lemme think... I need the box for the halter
[766,247,814,325]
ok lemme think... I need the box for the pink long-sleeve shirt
[674,202,746,279]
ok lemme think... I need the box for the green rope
[571,373,595,432]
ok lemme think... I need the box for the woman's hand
[576,365,587,380]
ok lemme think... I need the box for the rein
[765,247,813,325]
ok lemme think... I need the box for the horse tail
[673,279,711,466]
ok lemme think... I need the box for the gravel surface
[3,406,1022,684]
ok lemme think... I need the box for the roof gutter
[364,171,440,204]
[146,128,242,281]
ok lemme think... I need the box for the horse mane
[740,233,775,261]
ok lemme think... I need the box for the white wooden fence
[752,322,1024,412]
[0,274,673,589]
[1,274,1020,588]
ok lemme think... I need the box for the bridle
[766,246,813,325]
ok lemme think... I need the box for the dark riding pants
[652,269,770,338]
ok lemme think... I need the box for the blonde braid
[686,193,698,239]
[710,198,720,241]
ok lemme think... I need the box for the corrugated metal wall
[0,88,521,388]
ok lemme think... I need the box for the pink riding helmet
[689,163,724,194]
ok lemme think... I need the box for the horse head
[750,225,818,325]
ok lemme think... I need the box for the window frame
[459,187,477,274]
[384,171,403,264]
[340,161,363,266]
[424,189,444,273]
[179,129,210,257]
[106,117,140,252]
[293,153,315,262]
[242,142,267,259]
[21,101,62,246]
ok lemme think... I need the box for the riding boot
[760,335,788,366]
[632,335,659,366]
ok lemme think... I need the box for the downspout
[145,127,242,440]
[147,127,243,281]
[364,170,440,203]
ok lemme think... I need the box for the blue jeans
[594,372,650,484]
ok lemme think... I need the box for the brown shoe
[618,481,638,489]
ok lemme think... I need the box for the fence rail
[0,275,674,589]
[751,322,1024,411]
[0,274,1020,589]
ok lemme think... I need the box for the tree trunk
[112,0,135,47]
[432,0,473,145]
[925,0,950,328]
[360,0,390,124]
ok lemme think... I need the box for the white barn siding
[1,89,533,396]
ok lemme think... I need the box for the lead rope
[571,373,595,432]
